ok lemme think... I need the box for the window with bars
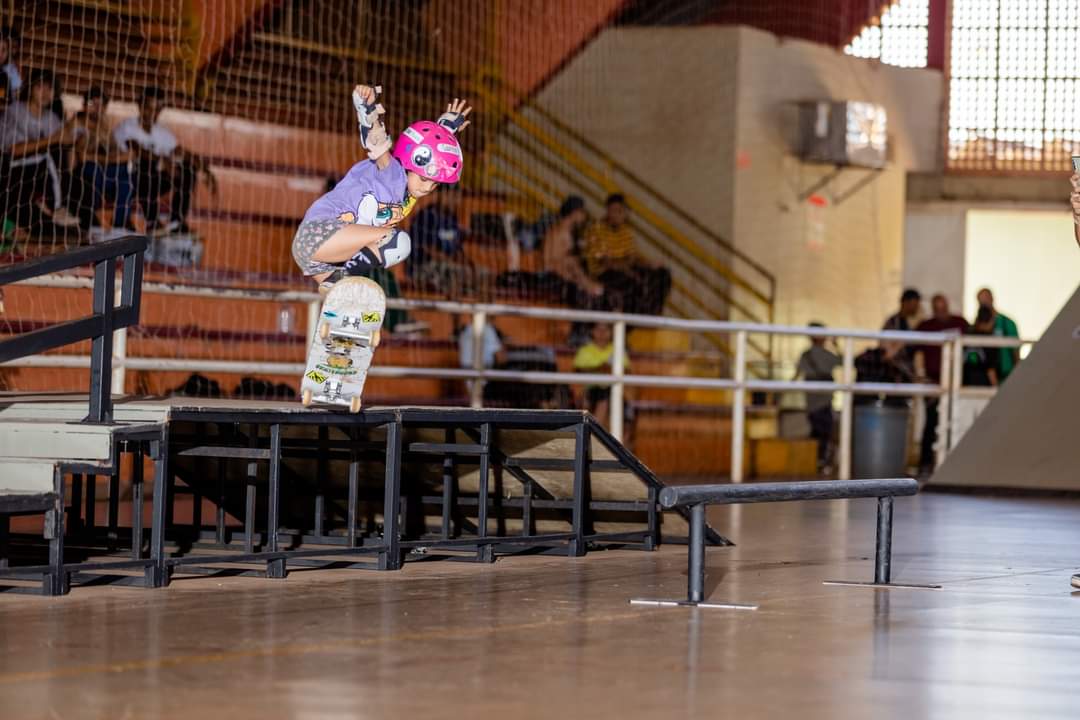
[948,0,1080,172]
[845,0,930,68]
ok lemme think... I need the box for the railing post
[111,285,127,396]
[935,338,953,469]
[86,258,116,423]
[730,330,748,484]
[610,320,626,441]
[305,298,321,349]
[839,337,855,480]
[948,337,965,455]
[470,311,486,409]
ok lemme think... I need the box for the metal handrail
[0,236,147,422]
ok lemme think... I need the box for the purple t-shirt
[302,158,414,226]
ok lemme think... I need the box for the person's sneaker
[151,219,181,237]
[51,207,81,228]
[1071,574,1080,590]
[86,226,108,243]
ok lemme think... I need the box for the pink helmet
[392,120,463,184]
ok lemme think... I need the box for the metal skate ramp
[0,395,725,594]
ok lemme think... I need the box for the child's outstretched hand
[352,84,380,112]
[437,98,472,134]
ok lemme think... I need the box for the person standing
[882,287,923,378]
[915,294,968,473]
[793,323,841,472]
[975,288,1020,382]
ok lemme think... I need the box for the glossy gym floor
[1,492,1077,719]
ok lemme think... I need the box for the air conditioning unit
[797,101,888,169]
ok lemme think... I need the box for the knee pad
[377,228,411,268]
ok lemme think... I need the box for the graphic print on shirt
[336,191,415,227]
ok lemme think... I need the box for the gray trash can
[852,403,910,478]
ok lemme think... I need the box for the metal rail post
[936,339,953,469]
[948,338,965,455]
[730,330,748,483]
[470,311,486,409]
[687,503,706,603]
[839,337,855,480]
[874,496,894,584]
[610,320,627,441]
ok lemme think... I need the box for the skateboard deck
[300,276,386,412]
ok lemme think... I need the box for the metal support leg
[131,445,144,560]
[441,428,456,540]
[107,472,120,550]
[315,426,328,537]
[874,496,893,584]
[379,421,402,571]
[244,425,258,553]
[687,503,706,603]
[569,422,591,557]
[476,423,493,563]
[347,447,359,548]
[266,424,286,579]
[824,495,940,591]
[85,473,96,534]
[630,500,756,610]
[521,479,533,537]
[45,469,68,595]
[646,486,659,551]
[147,433,170,588]
[69,473,82,535]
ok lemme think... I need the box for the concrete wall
[530,25,945,366]
[903,205,967,312]
[730,28,943,363]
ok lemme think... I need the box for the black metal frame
[630,478,940,610]
[0,405,717,594]
[0,235,147,423]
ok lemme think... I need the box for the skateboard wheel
[350,396,362,414]
[319,321,331,341]
[301,389,313,406]
[371,330,381,348]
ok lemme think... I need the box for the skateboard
[300,276,385,412]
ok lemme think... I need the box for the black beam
[659,478,919,509]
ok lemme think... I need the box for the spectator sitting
[69,86,133,240]
[0,27,21,96]
[975,287,1019,382]
[915,294,968,473]
[582,193,671,315]
[114,85,215,236]
[573,323,630,428]
[407,185,479,295]
[540,196,604,306]
[0,68,80,230]
[793,322,841,472]
[962,306,1000,388]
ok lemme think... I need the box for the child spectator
[541,196,604,306]
[573,323,629,427]
[69,86,132,239]
[793,322,841,471]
